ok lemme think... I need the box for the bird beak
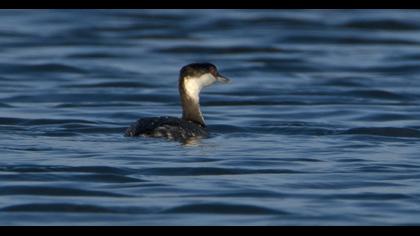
[216,73,231,84]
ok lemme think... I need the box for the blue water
[1,9,420,225]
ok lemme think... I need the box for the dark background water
[1,9,420,225]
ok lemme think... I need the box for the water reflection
[181,136,204,147]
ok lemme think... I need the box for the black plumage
[125,116,208,140]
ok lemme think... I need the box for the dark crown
[180,63,218,78]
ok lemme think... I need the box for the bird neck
[179,77,206,127]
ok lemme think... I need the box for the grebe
[125,63,230,141]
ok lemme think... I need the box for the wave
[1,203,150,214]
[157,46,282,54]
[213,122,420,139]
[0,165,135,175]
[343,127,420,138]
[339,19,420,31]
[0,186,128,197]
[1,202,287,215]
[281,35,419,45]
[0,63,87,74]
[0,117,96,126]
[64,81,156,88]
[1,93,175,103]
[163,203,287,215]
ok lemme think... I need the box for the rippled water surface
[1,9,420,225]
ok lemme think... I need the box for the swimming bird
[125,63,230,141]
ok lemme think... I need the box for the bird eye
[209,67,218,77]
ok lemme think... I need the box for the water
[1,9,420,225]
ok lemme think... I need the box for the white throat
[184,73,216,102]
